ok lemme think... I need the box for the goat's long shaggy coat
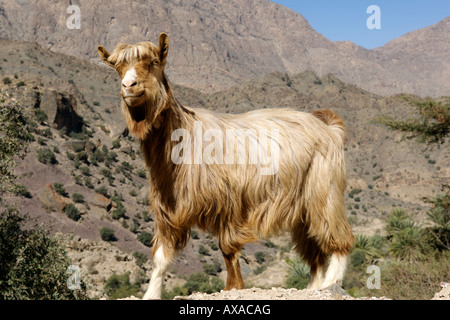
[98,33,354,299]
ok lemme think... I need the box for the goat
[98,33,354,300]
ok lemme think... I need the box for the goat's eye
[151,60,160,67]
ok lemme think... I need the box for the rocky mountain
[0,0,449,96]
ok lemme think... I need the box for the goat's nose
[122,79,137,88]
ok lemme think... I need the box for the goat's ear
[158,33,169,65]
[97,45,115,68]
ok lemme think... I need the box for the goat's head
[97,33,169,109]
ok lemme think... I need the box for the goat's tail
[312,109,347,142]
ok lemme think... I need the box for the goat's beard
[126,102,147,123]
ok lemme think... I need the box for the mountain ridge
[0,0,448,96]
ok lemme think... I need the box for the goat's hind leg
[292,229,328,290]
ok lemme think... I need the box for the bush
[96,186,110,198]
[376,253,450,300]
[255,251,265,264]
[65,204,81,221]
[34,108,48,123]
[0,207,87,299]
[198,245,210,256]
[100,227,116,242]
[133,251,147,268]
[202,260,222,275]
[137,169,147,178]
[350,248,366,267]
[111,198,126,220]
[386,209,431,260]
[137,231,153,247]
[37,148,57,165]
[72,193,84,203]
[53,183,68,197]
[285,258,310,290]
[2,77,11,85]
[104,273,141,300]
[142,210,152,222]
[424,190,450,251]
[183,272,224,295]
[112,140,121,149]
[13,184,32,198]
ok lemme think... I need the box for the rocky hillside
[0,0,449,96]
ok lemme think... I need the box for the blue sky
[271,0,450,49]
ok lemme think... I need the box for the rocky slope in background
[0,0,449,96]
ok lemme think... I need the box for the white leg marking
[321,253,348,289]
[307,266,325,290]
[143,246,172,300]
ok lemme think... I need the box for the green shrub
[72,193,84,203]
[137,231,153,247]
[133,251,147,268]
[13,184,32,198]
[350,248,366,267]
[183,272,224,295]
[385,208,432,260]
[285,258,310,290]
[198,245,210,256]
[2,77,11,85]
[112,140,121,149]
[37,148,57,164]
[104,273,141,300]
[53,183,68,197]
[255,251,265,264]
[79,165,90,176]
[0,207,87,299]
[202,260,222,275]
[111,198,126,220]
[96,186,110,198]
[100,227,116,242]
[424,190,450,251]
[137,169,147,178]
[376,252,450,300]
[142,210,152,222]
[191,230,199,239]
[34,108,48,123]
[84,177,94,189]
[65,204,81,221]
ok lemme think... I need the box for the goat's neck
[140,93,194,171]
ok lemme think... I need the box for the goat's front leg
[143,244,175,300]
[222,251,245,290]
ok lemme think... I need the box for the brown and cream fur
[98,33,354,300]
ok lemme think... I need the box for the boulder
[37,183,73,212]
[39,90,83,133]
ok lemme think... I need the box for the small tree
[0,208,87,299]
[376,97,449,144]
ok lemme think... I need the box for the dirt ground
[118,282,449,300]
